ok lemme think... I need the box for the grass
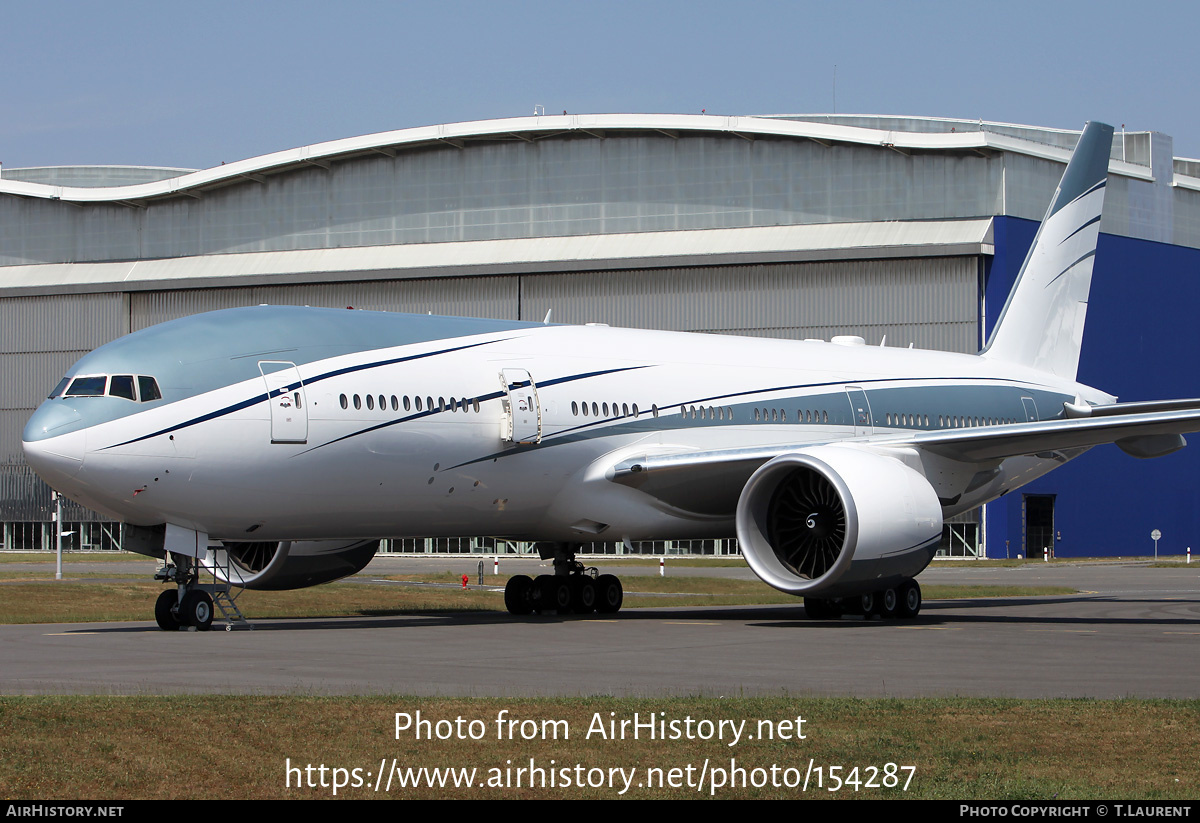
[0,695,1195,799]
[0,551,150,564]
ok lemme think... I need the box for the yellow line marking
[662,621,720,625]
[1163,631,1200,635]
[1026,629,1097,633]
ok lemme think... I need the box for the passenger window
[354,395,362,410]
[109,375,136,401]
[622,403,629,417]
[603,403,610,417]
[473,399,480,413]
[138,376,162,402]
[416,396,423,411]
[340,394,348,410]
[391,396,399,411]
[404,396,411,411]
[632,403,639,417]
[592,402,599,417]
[66,376,107,397]
[572,401,579,416]
[366,395,374,410]
[293,392,303,409]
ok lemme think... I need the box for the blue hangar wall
[982,216,1200,558]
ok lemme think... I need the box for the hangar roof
[0,113,1170,206]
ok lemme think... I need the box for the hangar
[3,112,1198,559]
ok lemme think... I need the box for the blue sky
[2,0,1197,169]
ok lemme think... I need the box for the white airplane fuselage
[24,309,1095,545]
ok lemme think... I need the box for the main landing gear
[153,553,215,631]
[804,579,922,620]
[503,543,624,616]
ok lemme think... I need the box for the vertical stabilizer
[982,121,1114,379]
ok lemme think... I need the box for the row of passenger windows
[339,393,481,414]
[571,401,641,418]
[755,407,829,423]
[331,392,1023,430]
[51,374,162,403]
[884,413,1019,428]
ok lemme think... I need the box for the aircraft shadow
[59,593,1199,634]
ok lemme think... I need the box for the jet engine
[735,447,942,598]
[202,539,380,590]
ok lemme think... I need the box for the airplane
[22,120,1200,630]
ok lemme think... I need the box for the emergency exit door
[260,361,308,444]
[501,368,541,444]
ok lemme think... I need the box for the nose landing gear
[151,553,228,631]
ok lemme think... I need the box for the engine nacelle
[735,447,942,598]
[202,539,379,591]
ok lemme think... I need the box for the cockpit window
[138,376,162,402]
[65,376,108,397]
[109,375,136,400]
[53,374,162,401]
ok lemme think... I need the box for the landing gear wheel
[596,574,623,614]
[531,575,555,612]
[154,590,180,631]
[897,580,922,619]
[877,587,899,619]
[858,591,876,616]
[547,578,572,613]
[180,590,214,631]
[504,575,534,615]
[571,577,597,614]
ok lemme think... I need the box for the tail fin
[982,121,1114,380]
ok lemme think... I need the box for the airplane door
[260,361,308,444]
[845,386,873,436]
[501,368,541,444]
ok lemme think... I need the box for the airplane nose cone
[22,404,86,483]
[24,402,84,441]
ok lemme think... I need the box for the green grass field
[1,695,1195,799]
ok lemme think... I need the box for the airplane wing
[608,401,1200,515]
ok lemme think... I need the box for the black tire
[858,591,876,616]
[180,590,214,631]
[547,577,572,613]
[596,574,623,614]
[571,577,597,614]
[154,590,180,631]
[531,574,555,612]
[504,575,534,615]
[877,587,899,619]
[897,580,922,619]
